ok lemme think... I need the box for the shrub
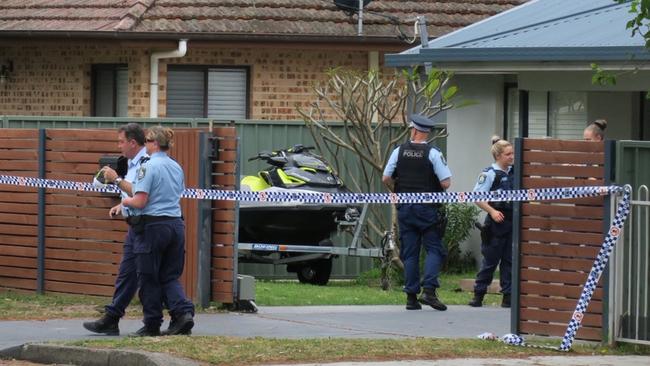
[360,203,481,289]
[443,203,480,273]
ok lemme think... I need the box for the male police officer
[382,114,452,311]
[83,123,148,335]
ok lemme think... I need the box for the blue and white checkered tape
[557,185,631,352]
[501,333,525,346]
[0,174,622,204]
[0,174,632,351]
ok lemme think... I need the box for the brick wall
[0,40,398,120]
[0,41,150,116]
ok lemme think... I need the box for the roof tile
[0,0,527,40]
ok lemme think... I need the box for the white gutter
[149,39,188,118]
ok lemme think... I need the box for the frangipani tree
[297,67,461,288]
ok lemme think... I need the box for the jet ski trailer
[237,203,394,282]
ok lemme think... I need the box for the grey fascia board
[386,46,650,66]
[382,62,650,73]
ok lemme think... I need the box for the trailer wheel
[297,258,332,286]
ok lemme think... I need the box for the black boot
[162,313,194,335]
[406,293,422,310]
[82,313,119,336]
[419,288,447,311]
[501,293,511,308]
[130,325,161,337]
[468,292,485,307]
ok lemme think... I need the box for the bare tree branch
[296,67,458,288]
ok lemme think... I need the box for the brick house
[0,0,525,120]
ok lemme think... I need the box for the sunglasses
[146,138,155,143]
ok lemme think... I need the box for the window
[167,66,249,119]
[529,91,550,138]
[642,92,650,140]
[92,65,128,117]
[549,92,587,139]
[506,90,587,140]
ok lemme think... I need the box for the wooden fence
[0,128,237,304]
[0,130,40,292]
[515,138,609,341]
[2,116,391,279]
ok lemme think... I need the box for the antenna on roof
[333,0,373,36]
[416,16,432,74]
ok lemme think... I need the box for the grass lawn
[65,336,650,366]
[0,291,222,321]
[256,272,503,306]
[0,291,117,321]
[0,272,500,319]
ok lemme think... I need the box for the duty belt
[125,215,179,226]
[141,215,179,223]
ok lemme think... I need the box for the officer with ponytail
[468,136,514,308]
[122,126,195,336]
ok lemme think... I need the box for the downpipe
[149,39,188,118]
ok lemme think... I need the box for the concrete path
[0,305,510,349]
[2,305,649,366]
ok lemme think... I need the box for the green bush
[361,203,481,289]
[442,203,480,273]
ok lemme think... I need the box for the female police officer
[122,126,195,336]
[382,114,451,311]
[468,136,514,308]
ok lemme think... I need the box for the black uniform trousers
[105,228,138,318]
[134,217,195,328]
[473,220,512,295]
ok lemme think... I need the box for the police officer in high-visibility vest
[469,136,514,308]
[122,126,195,336]
[382,114,451,311]
[83,123,148,335]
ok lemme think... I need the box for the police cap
[409,114,435,132]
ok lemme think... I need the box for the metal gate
[609,140,650,345]
[609,185,650,345]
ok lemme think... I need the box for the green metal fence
[0,115,214,129]
[611,141,650,345]
[1,115,447,280]
[615,140,650,191]
[236,121,372,279]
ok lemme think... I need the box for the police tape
[557,185,631,351]
[0,173,633,351]
[493,185,631,352]
[0,173,623,204]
